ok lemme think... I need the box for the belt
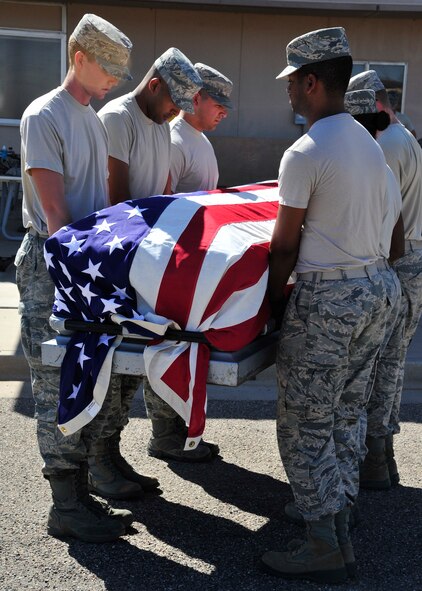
[297,262,381,282]
[404,239,422,253]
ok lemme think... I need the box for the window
[0,26,66,126]
[352,61,407,111]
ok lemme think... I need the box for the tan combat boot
[261,514,348,584]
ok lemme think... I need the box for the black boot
[77,462,134,528]
[334,507,357,579]
[147,418,212,462]
[47,470,125,542]
[360,436,391,490]
[174,415,220,457]
[107,430,160,491]
[88,440,144,500]
[385,434,400,486]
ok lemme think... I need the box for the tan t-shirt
[98,93,170,200]
[378,123,422,241]
[20,86,109,236]
[278,113,387,273]
[170,117,218,193]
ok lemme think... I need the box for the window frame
[353,60,408,111]
[0,5,66,127]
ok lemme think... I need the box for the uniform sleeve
[100,110,132,165]
[169,143,186,193]
[278,149,316,209]
[21,113,64,175]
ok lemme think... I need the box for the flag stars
[68,383,81,400]
[98,334,115,347]
[101,298,121,314]
[44,249,55,270]
[63,234,86,256]
[94,219,116,234]
[83,259,104,282]
[55,299,70,313]
[77,282,98,305]
[59,261,72,283]
[124,205,147,219]
[77,345,91,368]
[105,235,126,254]
[112,285,130,300]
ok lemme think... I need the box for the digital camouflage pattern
[143,376,178,421]
[72,13,132,81]
[359,267,403,456]
[276,26,350,79]
[15,233,88,474]
[344,89,377,116]
[15,233,139,473]
[388,248,422,433]
[194,62,233,109]
[155,47,203,114]
[348,69,385,93]
[276,275,387,519]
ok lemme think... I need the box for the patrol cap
[344,89,377,116]
[348,69,385,92]
[194,63,233,109]
[154,47,203,114]
[72,13,132,81]
[276,26,350,79]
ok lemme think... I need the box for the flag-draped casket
[44,182,280,449]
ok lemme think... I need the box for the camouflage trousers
[362,266,404,444]
[276,274,387,520]
[386,246,422,434]
[143,376,178,421]
[15,232,140,474]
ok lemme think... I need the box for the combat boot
[88,439,144,500]
[261,514,347,584]
[107,430,160,491]
[284,500,360,529]
[286,508,356,580]
[47,470,125,543]
[77,462,134,528]
[360,436,391,490]
[147,418,212,462]
[174,415,220,457]
[334,507,357,579]
[385,434,400,486]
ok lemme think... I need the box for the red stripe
[161,347,191,402]
[187,344,210,440]
[155,201,278,328]
[200,242,270,325]
[205,298,271,351]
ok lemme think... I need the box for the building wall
[2,1,422,185]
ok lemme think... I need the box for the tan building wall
[1,1,422,185]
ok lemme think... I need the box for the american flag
[44,182,280,448]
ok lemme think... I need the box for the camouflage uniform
[276,274,387,519]
[389,247,422,433]
[15,231,138,472]
[15,232,88,474]
[356,265,403,459]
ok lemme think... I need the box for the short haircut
[297,56,353,95]
[355,111,390,138]
[68,36,94,66]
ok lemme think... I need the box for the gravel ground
[1,398,421,591]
